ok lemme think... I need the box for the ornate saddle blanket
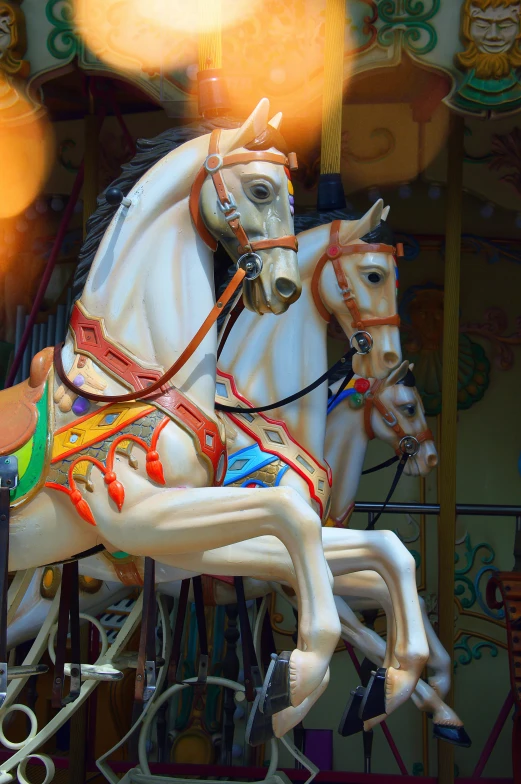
[216,369,332,522]
[0,349,55,509]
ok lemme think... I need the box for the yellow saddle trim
[52,402,156,463]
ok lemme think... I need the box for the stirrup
[359,667,387,721]
[338,685,365,736]
[259,651,292,717]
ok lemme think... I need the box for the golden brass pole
[318,0,346,210]
[437,112,465,784]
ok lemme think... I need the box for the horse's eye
[367,272,382,284]
[405,405,416,416]
[250,183,271,201]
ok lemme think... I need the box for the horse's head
[195,98,301,315]
[368,361,438,477]
[312,200,401,378]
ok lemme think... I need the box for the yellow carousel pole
[68,81,101,784]
[437,112,465,784]
[196,0,230,118]
[318,0,346,210]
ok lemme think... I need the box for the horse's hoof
[338,685,365,737]
[360,668,386,721]
[433,723,472,748]
[259,651,291,717]
[246,691,275,747]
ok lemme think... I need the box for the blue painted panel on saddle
[224,444,279,485]
[327,388,356,415]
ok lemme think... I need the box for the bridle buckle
[350,331,373,355]
[237,252,263,281]
[383,411,398,427]
[218,193,240,223]
[399,436,420,457]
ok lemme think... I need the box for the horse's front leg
[321,528,429,718]
[90,469,340,708]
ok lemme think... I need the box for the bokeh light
[74,0,263,74]
[0,92,54,220]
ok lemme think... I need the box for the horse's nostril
[383,351,400,368]
[427,453,438,467]
[275,277,298,301]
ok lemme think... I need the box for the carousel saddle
[0,348,53,455]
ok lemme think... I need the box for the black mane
[71,117,243,306]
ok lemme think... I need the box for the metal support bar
[354,502,521,517]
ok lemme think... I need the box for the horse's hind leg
[321,528,429,717]
[91,483,341,709]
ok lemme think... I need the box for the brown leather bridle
[189,128,299,279]
[364,379,433,457]
[55,130,299,405]
[311,220,402,349]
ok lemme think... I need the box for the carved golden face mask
[0,11,12,60]
[0,2,27,76]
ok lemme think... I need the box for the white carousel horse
[215,208,434,742]
[325,369,451,699]
[2,99,342,720]
[5,367,468,745]
[321,369,469,745]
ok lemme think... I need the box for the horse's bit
[189,128,299,281]
[311,219,402,355]
[364,379,433,458]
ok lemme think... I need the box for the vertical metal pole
[197,0,222,72]
[83,86,100,236]
[437,112,465,784]
[13,305,24,385]
[67,84,101,784]
[317,0,346,210]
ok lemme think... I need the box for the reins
[347,377,433,529]
[54,129,299,405]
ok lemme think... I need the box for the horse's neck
[326,405,368,520]
[72,188,216,412]
[219,234,328,460]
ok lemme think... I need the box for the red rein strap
[189,129,298,254]
[55,266,246,404]
[311,220,402,327]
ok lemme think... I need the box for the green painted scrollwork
[454,634,498,668]
[377,0,440,56]
[45,0,77,60]
[454,574,476,609]
[455,533,495,577]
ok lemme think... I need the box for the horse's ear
[384,360,409,388]
[338,219,361,246]
[268,112,283,130]
[409,362,415,372]
[381,205,390,221]
[227,98,271,151]
[352,199,383,240]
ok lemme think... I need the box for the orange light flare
[0,89,55,220]
[221,1,354,172]
[74,0,264,74]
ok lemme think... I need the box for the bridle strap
[189,129,298,254]
[240,236,298,254]
[364,380,434,453]
[55,266,246,404]
[311,220,402,329]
